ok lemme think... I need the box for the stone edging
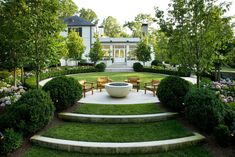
[58,112,178,123]
[30,133,205,154]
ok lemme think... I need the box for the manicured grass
[70,72,165,89]
[42,120,192,142]
[75,103,162,115]
[22,146,213,157]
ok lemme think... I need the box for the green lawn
[21,146,213,157]
[75,103,162,115]
[70,72,165,89]
[42,120,192,142]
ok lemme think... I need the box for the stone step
[58,112,178,123]
[30,133,205,154]
[105,68,134,72]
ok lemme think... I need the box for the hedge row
[142,67,191,77]
[25,66,96,89]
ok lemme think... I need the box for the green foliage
[1,89,55,135]
[214,124,230,147]
[224,105,235,132]
[143,67,191,77]
[67,30,85,60]
[102,16,122,37]
[89,37,104,64]
[59,0,78,17]
[185,88,225,132]
[133,62,143,72]
[0,70,10,79]
[151,60,161,67]
[157,76,191,112]
[95,62,106,72]
[42,76,82,111]
[24,66,96,89]
[0,128,23,155]
[135,35,151,65]
[124,13,155,38]
[155,0,234,87]
[79,8,98,24]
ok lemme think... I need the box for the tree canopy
[79,8,99,25]
[102,16,123,37]
[59,0,78,17]
[89,35,104,64]
[155,0,234,87]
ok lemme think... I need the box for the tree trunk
[21,67,24,83]
[13,67,17,87]
[36,66,40,89]
[218,65,221,83]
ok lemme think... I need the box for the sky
[74,0,235,26]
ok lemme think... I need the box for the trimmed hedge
[0,89,55,135]
[133,62,143,72]
[42,76,82,111]
[214,124,230,147]
[185,88,225,132]
[143,67,191,77]
[0,128,23,155]
[24,66,96,89]
[157,76,191,112]
[95,62,106,72]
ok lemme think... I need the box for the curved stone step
[58,112,178,123]
[30,133,205,154]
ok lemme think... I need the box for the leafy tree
[66,30,85,63]
[124,13,155,37]
[102,16,122,37]
[135,34,152,66]
[59,0,78,17]
[26,0,66,88]
[89,36,104,64]
[0,0,28,86]
[155,0,233,87]
[79,8,99,25]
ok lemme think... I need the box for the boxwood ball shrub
[0,89,54,135]
[133,62,143,72]
[185,88,225,132]
[214,124,230,147]
[151,60,161,67]
[0,128,23,155]
[42,76,82,111]
[157,76,191,112]
[95,62,106,72]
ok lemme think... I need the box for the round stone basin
[105,82,133,98]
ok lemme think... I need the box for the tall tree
[155,0,233,87]
[26,0,65,88]
[124,13,155,37]
[135,35,152,66]
[89,36,104,64]
[79,8,99,25]
[102,16,122,37]
[59,0,78,17]
[0,0,28,86]
[66,30,85,63]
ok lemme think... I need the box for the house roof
[62,15,95,27]
[99,38,140,43]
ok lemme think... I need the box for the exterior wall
[60,26,95,61]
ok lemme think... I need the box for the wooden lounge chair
[97,76,112,92]
[125,77,140,92]
[79,80,94,97]
[144,80,160,96]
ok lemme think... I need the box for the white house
[60,16,153,67]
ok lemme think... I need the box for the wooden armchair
[125,77,140,92]
[144,80,160,96]
[97,76,112,92]
[79,80,94,97]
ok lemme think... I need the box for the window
[68,27,82,37]
[78,28,82,37]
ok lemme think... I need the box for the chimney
[98,26,104,37]
[141,23,148,37]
